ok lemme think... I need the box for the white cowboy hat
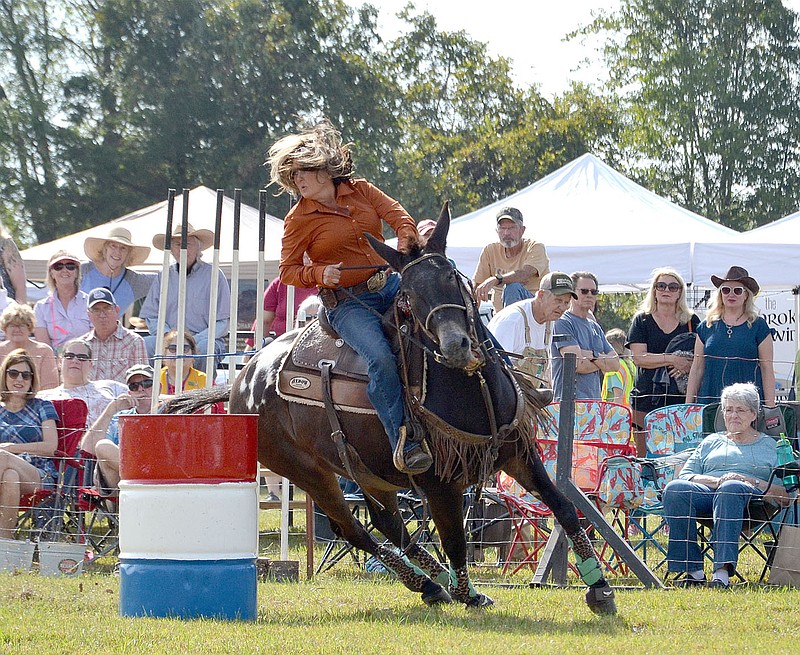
[152,222,214,251]
[84,226,151,267]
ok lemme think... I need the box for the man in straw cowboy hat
[139,222,231,371]
[82,226,155,316]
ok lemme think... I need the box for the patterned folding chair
[535,400,635,575]
[627,403,705,570]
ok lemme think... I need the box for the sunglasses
[62,351,90,361]
[51,262,78,272]
[128,379,154,392]
[720,286,746,296]
[578,288,599,296]
[166,344,193,354]
[7,369,33,381]
[655,282,681,292]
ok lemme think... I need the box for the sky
[341,0,621,96]
[343,1,800,97]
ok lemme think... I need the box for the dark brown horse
[165,205,616,615]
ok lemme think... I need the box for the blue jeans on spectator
[502,282,534,306]
[663,478,759,572]
[327,272,405,443]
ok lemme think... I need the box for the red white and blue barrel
[118,414,259,620]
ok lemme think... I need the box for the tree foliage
[0,0,620,246]
[591,0,800,228]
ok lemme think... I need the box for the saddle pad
[277,322,374,412]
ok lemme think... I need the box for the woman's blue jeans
[327,273,404,443]
[663,478,760,572]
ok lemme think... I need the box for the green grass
[1,570,800,655]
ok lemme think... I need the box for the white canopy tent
[443,153,741,288]
[693,210,800,291]
[21,186,285,281]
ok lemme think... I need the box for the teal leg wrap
[567,531,603,587]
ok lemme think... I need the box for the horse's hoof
[422,585,453,606]
[465,593,494,608]
[585,581,617,616]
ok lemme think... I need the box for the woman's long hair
[639,267,693,324]
[705,287,759,327]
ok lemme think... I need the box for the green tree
[591,0,800,229]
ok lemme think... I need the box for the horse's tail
[162,384,232,414]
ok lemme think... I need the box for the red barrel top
[119,414,259,483]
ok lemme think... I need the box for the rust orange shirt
[279,179,418,289]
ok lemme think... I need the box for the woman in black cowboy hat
[685,266,775,406]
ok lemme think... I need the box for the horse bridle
[399,253,486,371]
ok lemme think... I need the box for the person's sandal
[710,578,731,590]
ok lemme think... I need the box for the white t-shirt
[488,299,549,354]
[39,380,127,427]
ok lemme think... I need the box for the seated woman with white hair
[663,382,789,589]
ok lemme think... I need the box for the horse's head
[366,203,484,372]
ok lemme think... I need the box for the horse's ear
[425,202,450,254]
[364,233,405,272]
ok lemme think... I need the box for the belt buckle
[367,270,387,292]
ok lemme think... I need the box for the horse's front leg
[503,453,617,616]
[423,480,493,607]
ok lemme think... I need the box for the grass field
[2,568,800,655]
[3,499,800,654]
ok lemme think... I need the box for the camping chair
[694,402,798,580]
[15,398,89,543]
[628,403,705,569]
[76,453,120,563]
[315,484,441,574]
[533,400,635,575]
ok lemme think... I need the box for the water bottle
[776,434,798,492]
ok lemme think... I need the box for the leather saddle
[277,317,374,412]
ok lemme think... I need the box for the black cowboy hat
[710,265,759,296]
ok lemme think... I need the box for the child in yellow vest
[159,330,207,397]
[602,328,635,407]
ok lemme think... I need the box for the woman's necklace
[721,312,745,338]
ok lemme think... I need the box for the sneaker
[392,426,433,475]
[673,573,706,588]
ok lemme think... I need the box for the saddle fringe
[426,399,540,485]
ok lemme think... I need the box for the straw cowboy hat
[710,265,760,296]
[84,226,151,267]
[152,223,214,251]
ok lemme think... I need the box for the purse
[769,524,800,587]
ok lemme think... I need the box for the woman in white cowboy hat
[139,222,231,371]
[685,265,776,407]
[81,226,155,316]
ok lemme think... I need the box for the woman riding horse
[165,202,618,615]
[268,120,432,475]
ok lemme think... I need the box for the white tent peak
[445,153,741,286]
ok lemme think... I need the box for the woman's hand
[718,472,758,488]
[322,263,342,287]
[667,353,693,375]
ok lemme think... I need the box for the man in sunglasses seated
[550,271,619,402]
[79,287,148,384]
[79,364,156,495]
[38,338,127,427]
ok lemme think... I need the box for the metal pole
[204,190,224,385]
[253,191,267,354]
[173,192,190,393]
[227,189,242,377]
[151,189,175,412]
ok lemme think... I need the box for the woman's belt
[318,270,388,310]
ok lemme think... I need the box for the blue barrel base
[120,558,257,621]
